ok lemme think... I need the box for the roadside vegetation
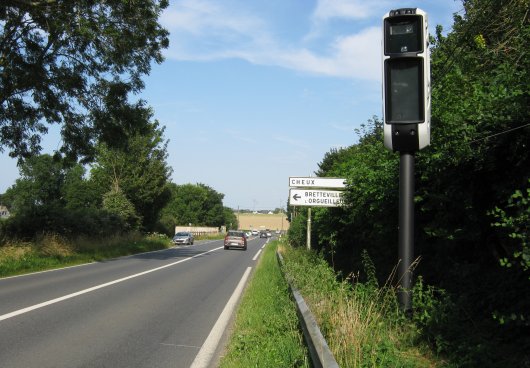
[279,240,440,368]
[286,1,529,366]
[0,231,229,278]
[0,232,171,278]
[220,241,310,368]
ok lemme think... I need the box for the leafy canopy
[0,0,169,161]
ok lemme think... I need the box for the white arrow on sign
[289,177,347,189]
[289,189,345,207]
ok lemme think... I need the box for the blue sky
[0,0,462,210]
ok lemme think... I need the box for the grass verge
[219,240,310,368]
[0,232,171,278]
[279,241,441,368]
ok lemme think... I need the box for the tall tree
[1,154,64,213]
[159,183,232,234]
[90,114,172,230]
[0,0,169,160]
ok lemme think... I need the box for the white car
[172,232,194,245]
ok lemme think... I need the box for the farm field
[236,213,289,232]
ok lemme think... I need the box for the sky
[0,0,462,211]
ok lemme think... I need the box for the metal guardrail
[276,252,340,368]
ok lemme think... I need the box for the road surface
[0,236,269,368]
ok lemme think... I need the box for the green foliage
[280,243,435,368]
[224,206,239,230]
[286,210,307,248]
[158,183,232,234]
[0,232,170,277]
[0,0,169,160]
[489,180,530,275]
[102,188,141,230]
[90,117,172,231]
[412,276,453,354]
[289,1,530,365]
[1,154,64,212]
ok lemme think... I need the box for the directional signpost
[289,177,347,249]
[289,189,345,207]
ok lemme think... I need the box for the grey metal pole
[398,152,415,312]
[307,207,312,250]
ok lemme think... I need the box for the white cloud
[160,0,382,81]
[161,0,264,36]
[312,0,375,21]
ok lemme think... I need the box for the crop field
[236,213,289,232]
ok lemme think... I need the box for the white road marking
[0,246,224,322]
[190,267,252,368]
[252,249,262,261]
[160,343,200,349]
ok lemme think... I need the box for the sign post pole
[398,152,414,312]
[307,208,312,250]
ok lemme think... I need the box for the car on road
[224,230,247,250]
[259,231,268,238]
[251,230,259,236]
[172,231,194,245]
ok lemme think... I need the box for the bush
[1,205,128,241]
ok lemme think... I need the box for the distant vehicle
[266,231,272,237]
[172,232,194,245]
[224,230,247,250]
[260,231,268,238]
[275,230,280,234]
[246,231,252,237]
[251,230,259,236]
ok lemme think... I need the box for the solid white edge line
[0,246,224,322]
[252,249,262,261]
[190,267,252,368]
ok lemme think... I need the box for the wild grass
[219,241,310,368]
[194,233,225,241]
[278,242,440,368]
[0,232,171,277]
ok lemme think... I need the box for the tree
[102,186,140,231]
[62,164,99,210]
[90,115,172,230]
[0,154,126,239]
[223,207,238,230]
[159,183,233,234]
[0,0,169,160]
[1,154,64,213]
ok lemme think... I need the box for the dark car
[224,230,247,250]
[259,231,268,238]
[172,231,194,245]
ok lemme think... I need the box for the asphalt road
[0,236,269,368]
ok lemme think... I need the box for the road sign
[289,177,347,189]
[289,189,345,207]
